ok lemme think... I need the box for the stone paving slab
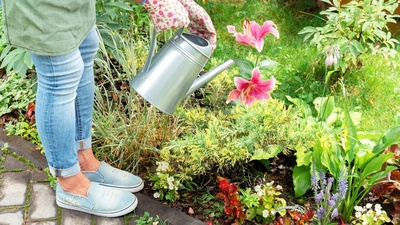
[0,127,206,225]
[0,172,30,206]
[29,183,58,220]
[0,209,25,225]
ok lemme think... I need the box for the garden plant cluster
[0,0,400,224]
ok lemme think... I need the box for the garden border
[0,127,206,225]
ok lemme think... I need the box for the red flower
[218,179,230,190]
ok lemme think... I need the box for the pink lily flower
[227,19,279,52]
[226,67,276,105]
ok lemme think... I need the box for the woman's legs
[30,26,139,216]
[74,26,101,171]
[32,25,143,197]
[31,27,99,195]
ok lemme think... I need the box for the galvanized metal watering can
[130,28,235,115]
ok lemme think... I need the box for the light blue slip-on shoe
[56,182,137,217]
[83,161,144,192]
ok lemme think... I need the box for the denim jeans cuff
[76,137,92,151]
[48,162,81,178]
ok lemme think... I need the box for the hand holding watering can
[142,0,217,50]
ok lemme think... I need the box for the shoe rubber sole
[56,196,138,218]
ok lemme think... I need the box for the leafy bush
[0,72,36,116]
[157,99,317,181]
[299,0,399,73]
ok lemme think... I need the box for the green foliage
[134,212,167,225]
[92,30,180,173]
[5,117,41,147]
[159,99,316,181]
[240,181,287,223]
[43,168,57,190]
[0,46,33,78]
[149,161,181,202]
[326,114,398,222]
[0,72,36,116]
[299,0,399,73]
[290,95,400,222]
[95,0,150,65]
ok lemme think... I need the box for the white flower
[276,185,283,190]
[153,192,160,198]
[374,204,382,211]
[256,190,265,197]
[365,203,372,209]
[254,185,262,192]
[262,210,269,218]
[354,206,363,212]
[325,46,340,66]
[167,176,174,184]
[157,161,169,172]
[355,211,362,218]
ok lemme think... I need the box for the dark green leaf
[293,165,311,197]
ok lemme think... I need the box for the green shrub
[0,72,36,116]
[158,99,317,180]
[299,0,399,74]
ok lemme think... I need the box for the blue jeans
[30,26,99,178]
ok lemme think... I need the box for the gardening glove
[142,0,190,32]
[177,0,217,51]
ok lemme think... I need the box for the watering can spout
[185,59,235,97]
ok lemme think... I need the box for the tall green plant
[96,0,150,65]
[338,120,399,222]
[291,95,400,222]
[92,27,177,173]
[298,0,399,74]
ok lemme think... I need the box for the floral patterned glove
[143,0,190,32]
[176,0,217,51]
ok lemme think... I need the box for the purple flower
[319,171,327,187]
[327,177,334,188]
[315,192,324,202]
[331,208,339,219]
[328,199,336,207]
[311,173,318,187]
[338,175,348,199]
[316,207,326,219]
[330,193,339,202]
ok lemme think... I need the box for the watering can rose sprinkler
[130,28,235,115]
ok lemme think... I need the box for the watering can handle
[141,27,184,74]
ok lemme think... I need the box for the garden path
[0,127,205,225]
